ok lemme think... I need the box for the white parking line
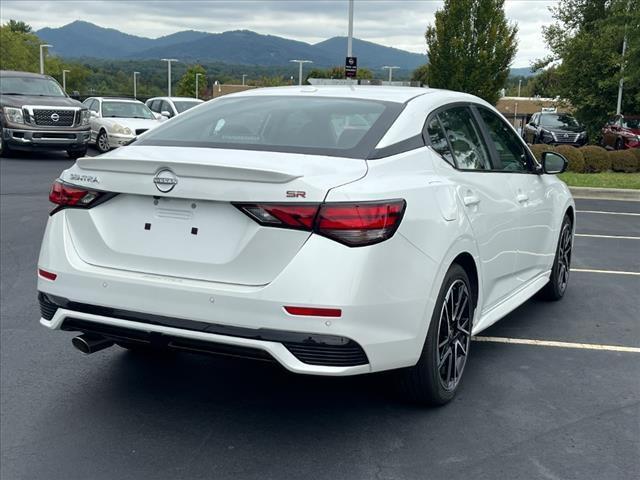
[575,233,640,240]
[473,336,640,353]
[571,268,640,276]
[577,210,640,216]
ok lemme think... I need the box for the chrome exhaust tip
[72,333,114,354]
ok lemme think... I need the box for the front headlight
[80,110,90,126]
[111,124,132,135]
[4,107,24,124]
[579,131,587,138]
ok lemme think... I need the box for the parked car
[146,96,204,119]
[1,70,90,158]
[601,114,640,150]
[38,86,574,405]
[523,111,587,146]
[82,97,163,153]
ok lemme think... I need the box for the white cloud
[0,0,558,66]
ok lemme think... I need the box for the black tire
[539,215,573,301]
[96,130,110,153]
[399,264,474,406]
[0,127,12,158]
[67,146,87,159]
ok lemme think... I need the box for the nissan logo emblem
[51,113,60,122]
[153,169,178,193]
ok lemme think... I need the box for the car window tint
[425,116,454,166]
[437,107,490,170]
[161,101,173,116]
[477,108,529,172]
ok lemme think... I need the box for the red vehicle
[601,114,640,149]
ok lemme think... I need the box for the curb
[569,186,640,202]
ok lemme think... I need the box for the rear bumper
[4,127,90,150]
[37,210,437,376]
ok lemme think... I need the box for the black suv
[523,112,588,146]
[1,70,90,158]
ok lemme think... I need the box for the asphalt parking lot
[1,150,639,480]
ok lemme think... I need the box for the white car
[38,86,574,405]
[83,97,164,153]
[146,96,204,119]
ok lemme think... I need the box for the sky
[0,0,558,67]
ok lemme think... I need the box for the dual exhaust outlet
[71,333,114,354]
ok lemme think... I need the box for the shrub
[609,150,639,173]
[629,148,640,168]
[580,145,611,173]
[554,145,585,173]
[528,143,556,163]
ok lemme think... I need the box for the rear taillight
[235,200,406,247]
[49,179,114,215]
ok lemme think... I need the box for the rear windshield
[622,117,640,129]
[136,96,403,158]
[0,76,65,97]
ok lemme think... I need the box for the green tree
[411,64,429,85]
[175,64,207,98]
[305,66,373,83]
[537,0,640,140]
[425,0,518,104]
[0,21,40,72]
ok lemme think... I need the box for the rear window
[135,96,403,158]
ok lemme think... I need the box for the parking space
[1,153,639,480]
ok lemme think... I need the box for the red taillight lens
[38,268,57,281]
[49,179,112,214]
[316,200,406,247]
[284,306,342,317]
[237,204,319,230]
[235,199,406,247]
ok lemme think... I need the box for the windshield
[136,96,402,159]
[0,76,65,97]
[173,100,202,113]
[622,118,640,129]
[540,113,581,129]
[101,101,155,119]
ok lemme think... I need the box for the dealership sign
[345,56,358,78]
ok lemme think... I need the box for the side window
[437,107,491,170]
[161,101,173,117]
[477,108,530,172]
[425,116,455,166]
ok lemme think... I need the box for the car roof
[147,97,203,102]
[0,70,52,79]
[225,85,433,104]
[91,97,143,103]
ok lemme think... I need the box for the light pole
[195,73,203,99]
[161,59,178,97]
[290,59,312,86]
[133,71,140,100]
[382,66,400,83]
[242,74,247,86]
[518,79,522,97]
[616,0,630,115]
[39,44,52,74]
[347,0,354,57]
[62,69,70,93]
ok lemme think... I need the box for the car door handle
[463,194,480,206]
[517,193,529,203]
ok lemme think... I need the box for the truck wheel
[0,127,12,158]
[96,130,110,153]
[67,146,88,159]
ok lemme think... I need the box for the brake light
[284,306,342,317]
[49,179,113,215]
[235,199,406,247]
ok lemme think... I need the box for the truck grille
[32,109,76,127]
[555,132,580,143]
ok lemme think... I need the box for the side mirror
[161,110,172,118]
[541,151,568,174]
[89,111,99,118]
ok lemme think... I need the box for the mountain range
[37,21,427,70]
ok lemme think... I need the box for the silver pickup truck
[1,70,90,158]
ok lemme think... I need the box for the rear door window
[437,107,491,170]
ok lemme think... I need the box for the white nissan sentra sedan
[38,86,574,405]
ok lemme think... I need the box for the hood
[103,118,163,131]
[0,94,83,109]
[543,126,585,134]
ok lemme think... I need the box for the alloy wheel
[557,223,572,293]
[98,132,109,152]
[436,279,472,392]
